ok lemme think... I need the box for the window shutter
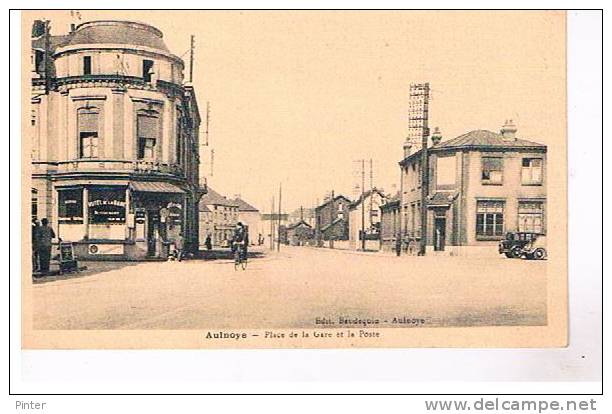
[78,110,98,133]
[137,115,158,139]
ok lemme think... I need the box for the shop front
[129,181,185,260]
[55,181,186,260]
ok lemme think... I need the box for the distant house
[198,188,238,247]
[348,188,387,250]
[315,194,352,243]
[284,220,314,246]
[231,195,261,245]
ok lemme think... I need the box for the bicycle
[233,241,247,271]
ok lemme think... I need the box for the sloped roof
[315,194,352,211]
[436,130,545,149]
[320,217,346,233]
[231,197,259,212]
[349,188,387,209]
[287,220,312,230]
[65,21,170,52]
[400,129,546,166]
[199,188,238,209]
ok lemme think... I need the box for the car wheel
[504,252,513,258]
[533,248,547,260]
[510,247,523,259]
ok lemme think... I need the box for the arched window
[137,113,159,160]
[78,107,99,158]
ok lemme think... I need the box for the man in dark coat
[37,218,55,274]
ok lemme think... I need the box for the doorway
[146,211,159,257]
[434,217,446,251]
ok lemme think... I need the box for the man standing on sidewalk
[37,218,55,274]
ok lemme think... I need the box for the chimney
[32,20,46,38]
[431,127,442,146]
[500,119,517,141]
[403,140,412,158]
[70,23,76,32]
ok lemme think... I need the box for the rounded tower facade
[31,20,204,260]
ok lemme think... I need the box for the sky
[28,10,566,213]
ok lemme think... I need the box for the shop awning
[129,181,184,194]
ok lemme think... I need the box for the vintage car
[520,235,547,260]
[498,232,540,258]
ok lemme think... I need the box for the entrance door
[146,212,159,256]
[434,218,446,251]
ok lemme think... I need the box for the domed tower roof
[65,20,170,52]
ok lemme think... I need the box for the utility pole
[209,149,214,177]
[369,158,373,238]
[270,196,275,250]
[277,183,282,252]
[329,190,335,249]
[205,101,210,146]
[189,35,195,83]
[418,83,431,256]
[361,159,366,251]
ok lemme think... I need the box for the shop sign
[88,190,126,224]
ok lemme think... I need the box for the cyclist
[231,222,249,266]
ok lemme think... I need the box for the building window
[88,188,126,224]
[83,56,92,75]
[522,158,543,185]
[78,108,99,158]
[137,114,158,160]
[476,200,504,238]
[143,59,154,82]
[481,157,503,184]
[58,188,84,223]
[31,188,38,221]
[518,201,544,233]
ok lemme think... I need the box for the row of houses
[198,188,261,247]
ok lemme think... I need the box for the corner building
[397,122,547,255]
[30,20,205,260]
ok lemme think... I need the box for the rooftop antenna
[209,149,214,177]
[205,101,210,146]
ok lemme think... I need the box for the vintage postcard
[21,10,567,349]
